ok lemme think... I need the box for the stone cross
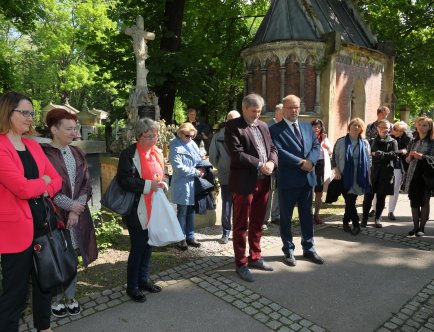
[125,16,155,92]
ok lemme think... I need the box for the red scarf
[136,144,164,220]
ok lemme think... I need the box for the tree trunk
[158,0,186,123]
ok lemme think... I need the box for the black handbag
[32,198,78,292]
[100,175,135,216]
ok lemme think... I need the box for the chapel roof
[250,0,377,49]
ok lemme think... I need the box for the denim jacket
[169,137,202,205]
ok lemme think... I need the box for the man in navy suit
[269,94,324,266]
[225,93,278,282]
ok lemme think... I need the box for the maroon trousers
[232,178,270,267]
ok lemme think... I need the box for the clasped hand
[300,159,314,172]
[260,161,275,176]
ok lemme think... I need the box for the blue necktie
[292,123,303,146]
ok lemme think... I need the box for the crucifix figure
[125,16,155,92]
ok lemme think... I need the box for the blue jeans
[279,185,315,254]
[220,184,232,236]
[177,205,195,240]
[127,224,153,290]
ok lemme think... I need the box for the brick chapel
[240,0,395,142]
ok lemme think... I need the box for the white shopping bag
[148,189,184,247]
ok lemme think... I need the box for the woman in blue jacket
[169,122,204,250]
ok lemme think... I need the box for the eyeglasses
[13,109,36,119]
[183,133,193,138]
[141,134,159,140]
[283,106,300,110]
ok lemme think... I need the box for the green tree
[357,0,434,114]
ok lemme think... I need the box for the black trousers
[342,192,360,226]
[363,192,387,220]
[0,245,51,332]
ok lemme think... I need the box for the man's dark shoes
[139,279,162,293]
[388,212,396,220]
[368,210,375,218]
[177,240,188,251]
[303,252,324,264]
[186,238,201,248]
[236,265,254,282]
[284,253,297,266]
[248,258,274,271]
[126,288,146,303]
[361,219,367,228]
[343,222,351,233]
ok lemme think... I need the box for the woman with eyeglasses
[0,92,62,332]
[332,118,371,235]
[404,116,434,237]
[41,108,98,317]
[387,121,411,220]
[169,122,204,250]
[116,118,167,302]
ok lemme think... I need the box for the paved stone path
[19,194,434,331]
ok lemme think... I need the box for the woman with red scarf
[116,118,168,303]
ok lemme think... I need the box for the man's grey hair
[226,110,241,121]
[134,118,159,140]
[242,93,264,109]
[275,103,283,111]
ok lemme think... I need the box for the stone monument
[112,15,160,153]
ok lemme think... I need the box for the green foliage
[356,0,434,114]
[173,96,186,124]
[91,209,123,251]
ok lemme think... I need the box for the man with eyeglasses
[224,93,278,282]
[270,94,323,267]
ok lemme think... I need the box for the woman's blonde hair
[347,117,366,137]
[177,122,197,138]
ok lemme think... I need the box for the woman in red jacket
[0,92,62,332]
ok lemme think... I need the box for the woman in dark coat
[387,121,411,220]
[404,116,434,237]
[362,119,398,228]
[42,108,98,317]
[117,118,168,302]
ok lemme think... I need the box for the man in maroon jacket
[224,93,278,282]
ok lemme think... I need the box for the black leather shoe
[388,212,396,220]
[351,225,361,235]
[284,253,297,266]
[177,240,188,251]
[343,223,351,232]
[139,279,162,293]
[126,288,146,302]
[186,239,201,248]
[248,258,274,271]
[361,219,367,228]
[368,210,375,218]
[303,252,324,264]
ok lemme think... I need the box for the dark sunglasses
[183,132,192,138]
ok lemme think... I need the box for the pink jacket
[0,135,62,253]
